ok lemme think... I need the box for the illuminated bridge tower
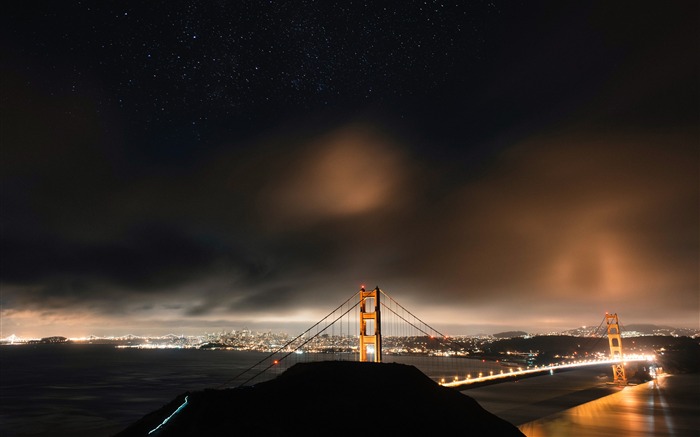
[359,286,382,362]
[605,312,627,385]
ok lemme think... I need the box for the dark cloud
[1,1,698,336]
[1,122,697,334]
[402,133,698,304]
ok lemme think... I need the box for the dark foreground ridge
[115,361,525,436]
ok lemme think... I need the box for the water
[9,345,686,437]
[0,344,504,436]
[0,344,268,436]
[518,373,700,437]
[463,367,700,436]
[463,365,621,425]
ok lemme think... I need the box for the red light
[273,360,278,365]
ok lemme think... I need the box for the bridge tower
[359,286,382,362]
[605,312,627,384]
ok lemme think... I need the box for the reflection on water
[519,374,700,437]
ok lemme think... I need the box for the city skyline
[5,318,697,342]
[1,2,698,339]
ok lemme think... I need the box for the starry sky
[1,1,698,337]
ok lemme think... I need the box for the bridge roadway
[441,356,652,388]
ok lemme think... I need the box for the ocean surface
[1,344,265,436]
[3,344,697,436]
[463,367,700,436]
[518,373,700,436]
[0,344,503,437]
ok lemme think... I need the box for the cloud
[257,123,412,228]
[397,131,698,318]
[1,116,697,335]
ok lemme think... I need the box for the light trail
[148,395,189,435]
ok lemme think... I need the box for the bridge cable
[215,290,363,389]
[237,295,366,387]
[584,316,608,355]
[380,290,450,337]
[380,301,467,373]
[380,302,433,337]
[380,289,474,351]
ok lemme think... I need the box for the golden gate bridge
[220,286,654,389]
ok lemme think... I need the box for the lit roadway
[441,356,654,388]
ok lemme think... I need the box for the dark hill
[493,330,528,339]
[115,361,525,436]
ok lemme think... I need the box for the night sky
[1,1,698,337]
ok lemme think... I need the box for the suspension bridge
[221,286,655,389]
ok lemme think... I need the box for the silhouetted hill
[26,336,70,344]
[115,361,525,436]
[493,330,528,339]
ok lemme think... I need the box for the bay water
[0,344,503,436]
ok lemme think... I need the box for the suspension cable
[380,302,433,337]
[237,295,366,387]
[216,290,361,389]
[381,289,475,351]
[380,290,449,338]
[585,316,608,353]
